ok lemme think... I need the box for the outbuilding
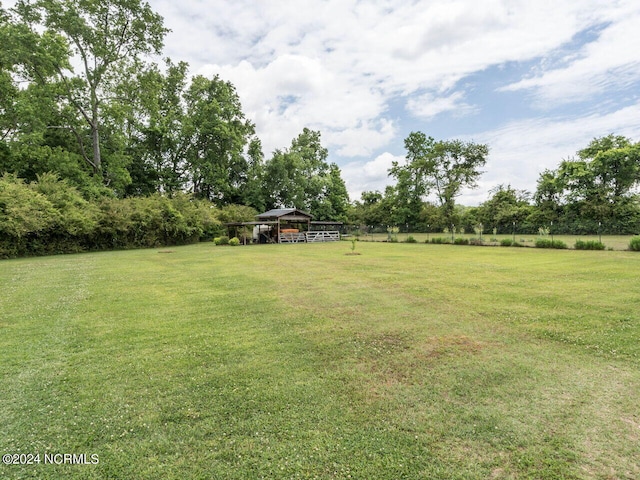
[225,208,342,244]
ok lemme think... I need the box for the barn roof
[255,208,313,221]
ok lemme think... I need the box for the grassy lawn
[1,242,639,479]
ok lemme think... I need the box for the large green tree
[477,184,534,234]
[393,132,488,228]
[120,60,191,196]
[184,75,259,205]
[12,0,167,181]
[534,135,640,233]
[263,128,349,219]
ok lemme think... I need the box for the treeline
[351,134,640,235]
[0,1,350,223]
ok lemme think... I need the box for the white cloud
[149,0,630,157]
[341,152,404,201]
[500,6,640,105]
[464,101,640,204]
[406,91,476,120]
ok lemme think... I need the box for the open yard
[1,242,639,479]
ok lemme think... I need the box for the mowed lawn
[1,242,639,479]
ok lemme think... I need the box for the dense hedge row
[0,174,221,258]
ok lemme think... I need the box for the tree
[121,60,191,196]
[13,0,168,180]
[393,132,488,228]
[388,151,426,228]
[477,184,533,233]
[263,128,350,219]
[240,137,266,211]
[184,75,257,205]
[534,135,640,233]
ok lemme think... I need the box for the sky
[8,0,640,204]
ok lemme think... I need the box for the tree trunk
[91,120,101,174]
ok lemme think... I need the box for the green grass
[1,242,639,479]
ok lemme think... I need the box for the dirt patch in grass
[356,333,487,396]
[415,335,486,360]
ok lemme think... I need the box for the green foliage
[453,237,469,245]
[534,135,640,235]
[32,172,100,236]
[386,226,399,242]
[0,175,219,257]
[0,174,58,238]
[217,204,258,224]
[394,131,489,228]
[228,236,240,246]
[430,237,451,244]
[12,0,168,178]
[185,75,257,204]
[574,240,605,250]
[262,129,350,220]
[535,238,567,249]
[629,236,640,251]
[500,238,513,247]
[214,236,230,246]
[404,235,417,243]
[476,184,533,234]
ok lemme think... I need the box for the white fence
[305,231,340,243]
[279,231,341,243]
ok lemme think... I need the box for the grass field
[1,242,639,479]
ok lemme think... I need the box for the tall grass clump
[629,236,640,251]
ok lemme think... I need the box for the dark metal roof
[256,208,313,220]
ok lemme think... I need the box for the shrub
[214,236,230,246]
[469,238,484,246]
[453,237,469,245]
[404,235,417,243]
[535,238,567,249]
[630,236,640,251]
[0,174,59,238]
[500,238,513,247]
[574,240,605,250]
[535,238,552,248]
[228,237,240,246]
[430,237,450,244]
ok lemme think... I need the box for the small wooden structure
[225,208,342,244]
